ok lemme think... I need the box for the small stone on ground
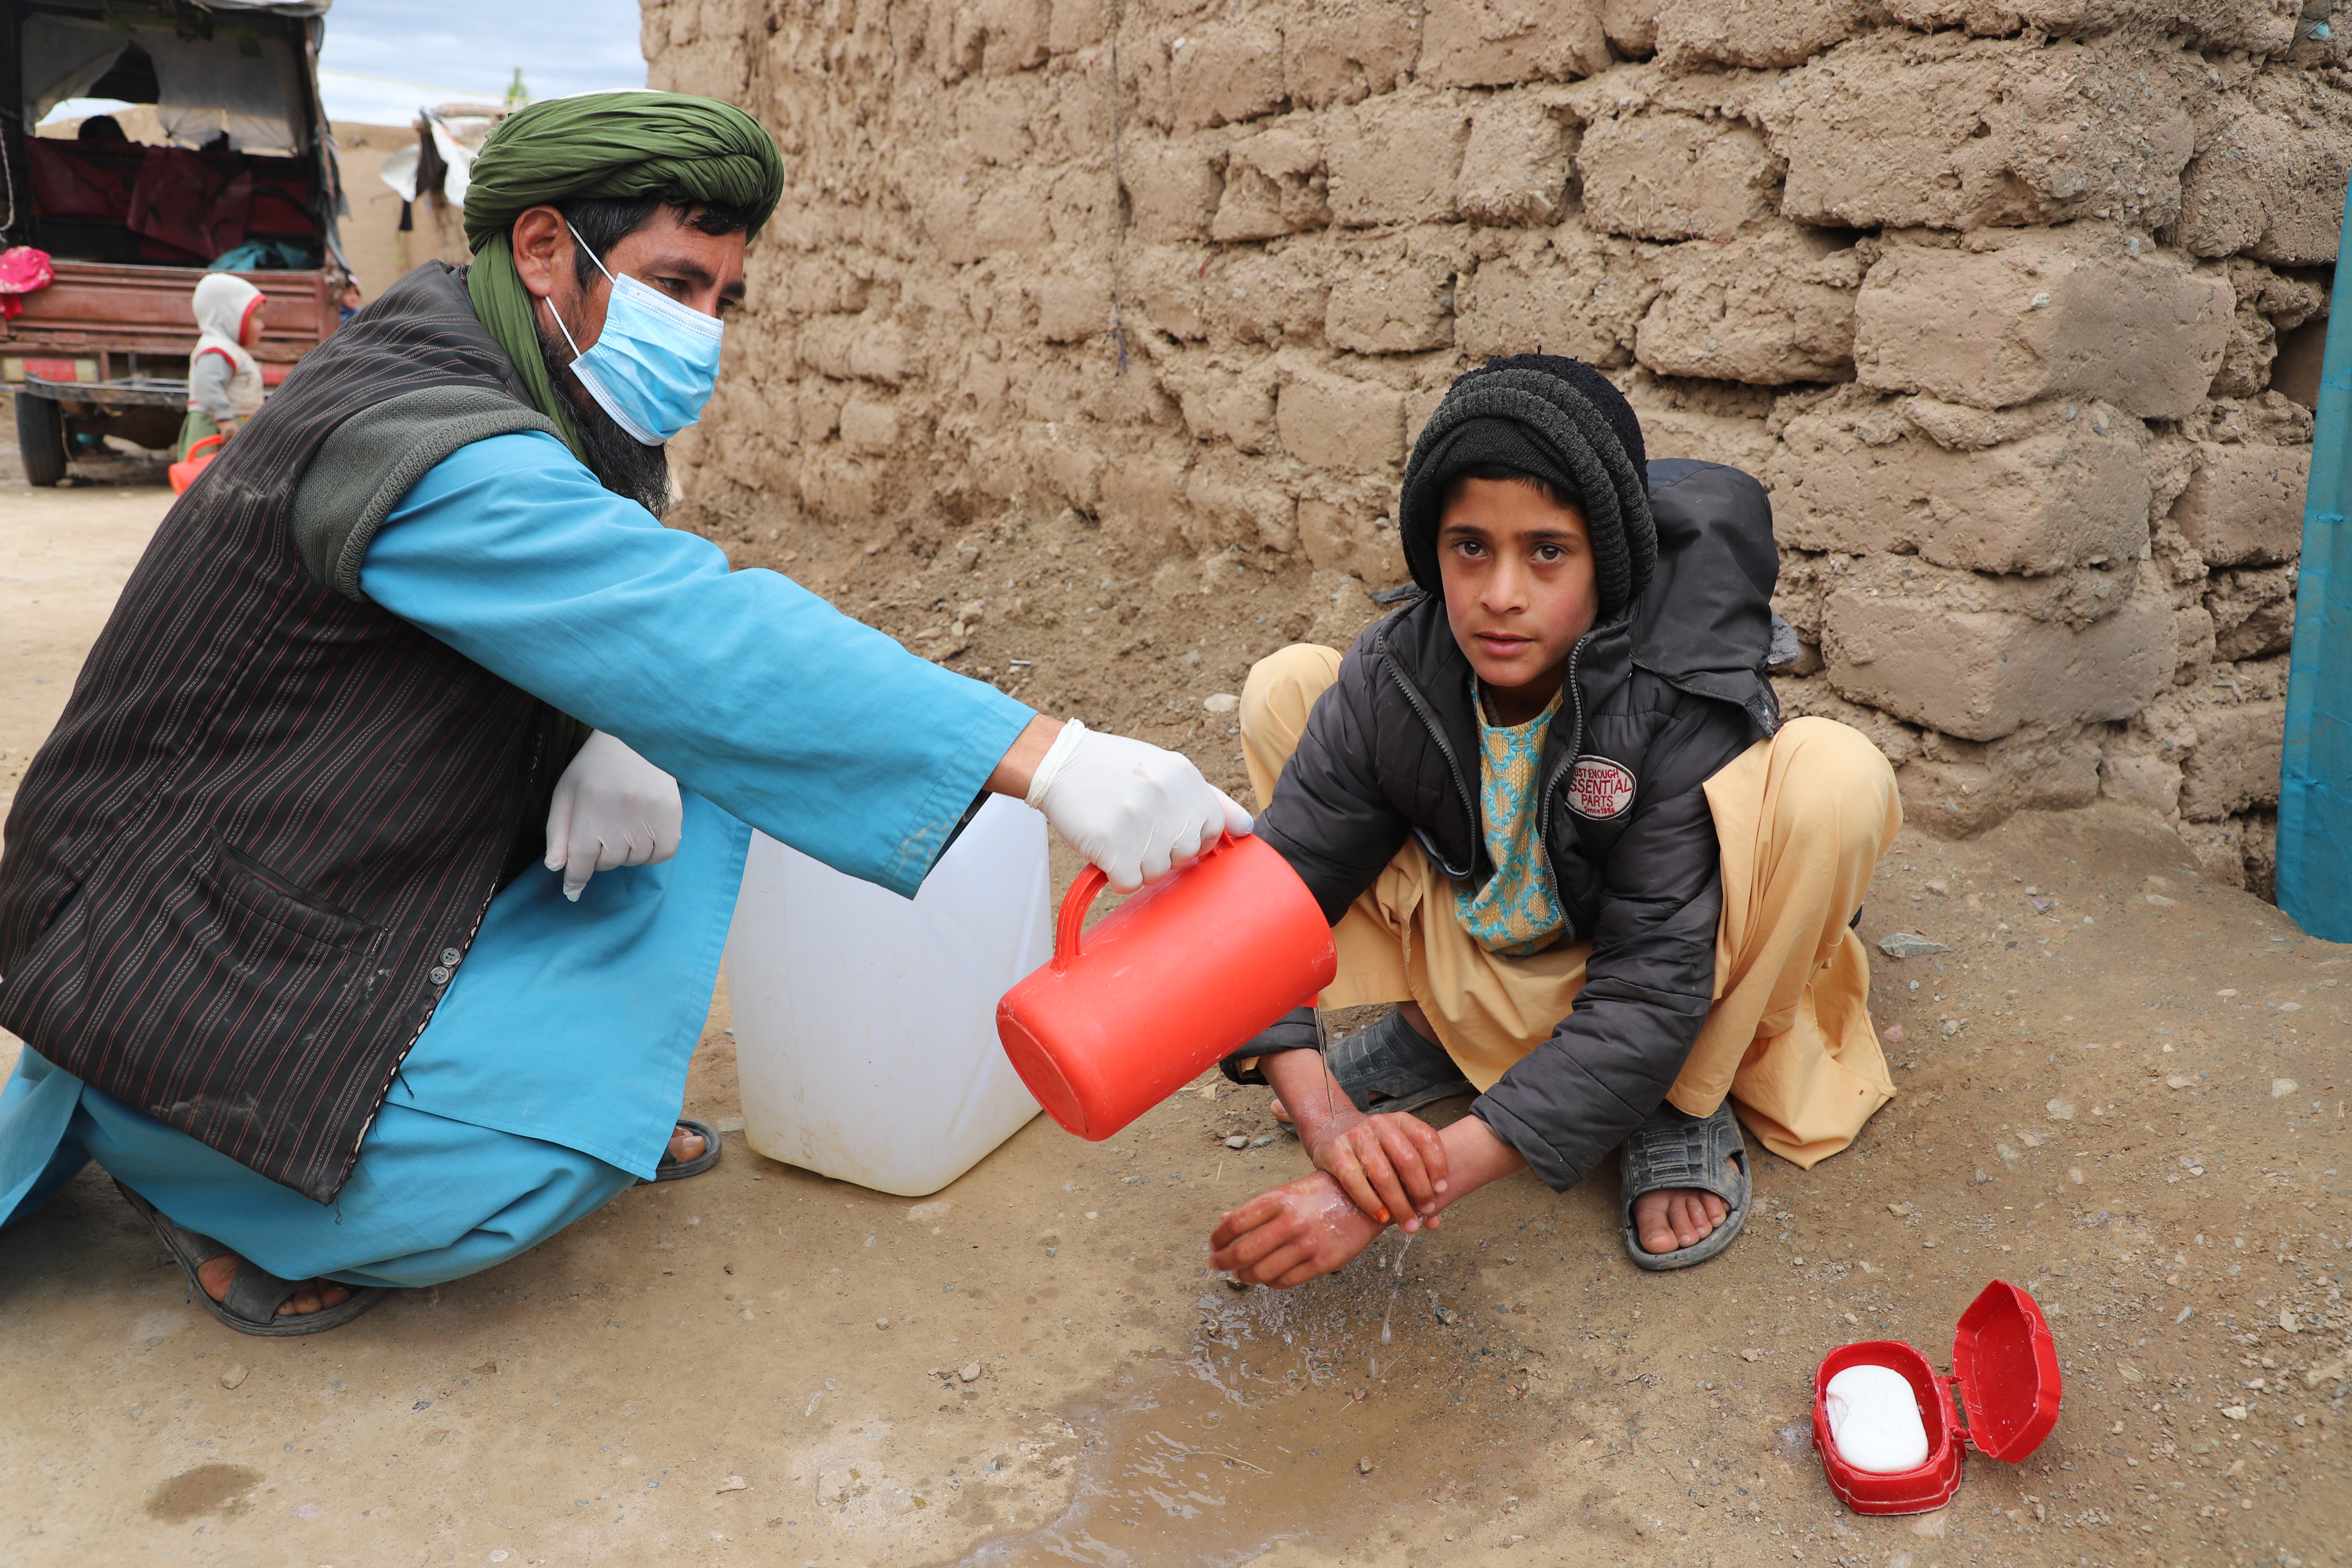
[1877,933,1951,959]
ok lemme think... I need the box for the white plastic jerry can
[721,793,1049,1197]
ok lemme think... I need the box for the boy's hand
[1303,1110,1448,1234]
[1210,1171,1386,1289]
[1259,1054,1448,1233]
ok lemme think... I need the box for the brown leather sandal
[653,1118,721,1181]
[116,1181,389,1337]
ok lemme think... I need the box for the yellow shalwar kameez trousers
[1240,643,1903,1169]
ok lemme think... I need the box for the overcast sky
[317,0,649,126]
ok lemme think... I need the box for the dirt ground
[2,475,2348,1568]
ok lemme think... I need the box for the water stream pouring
[996,833,1337,1141]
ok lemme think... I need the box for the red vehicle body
[2,0,348,484]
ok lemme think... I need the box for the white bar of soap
[1824,1363,1930,1473]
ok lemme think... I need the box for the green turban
[460,91,785,458]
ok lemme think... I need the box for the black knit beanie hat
[1398,354,1655,619]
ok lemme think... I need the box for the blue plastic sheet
[2277,177,2352,940]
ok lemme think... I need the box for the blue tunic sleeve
[358,430,1033,896]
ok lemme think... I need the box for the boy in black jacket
[1209,356,1900,1288]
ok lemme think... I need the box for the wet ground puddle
[955,1234,1531,1566]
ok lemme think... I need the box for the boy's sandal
[1327,1007,1475,1116]
[115,1180,390,1338]
[1619,1099,1750,1273]
[654,1118,721,1181]
[1351,1079,1477,1118]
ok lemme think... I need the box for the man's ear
[511,205,570,302]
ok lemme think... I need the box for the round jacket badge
[1566,756,1637,820]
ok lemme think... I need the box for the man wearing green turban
[0,93,1250,1336]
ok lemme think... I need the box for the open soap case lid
[1949,1279,2064,1462]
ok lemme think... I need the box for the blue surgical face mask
[545,228,725,446]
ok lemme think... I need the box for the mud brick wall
[640,0,2351,898]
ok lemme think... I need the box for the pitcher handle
[1050,833,1233,972]
[1052,865,1110,972]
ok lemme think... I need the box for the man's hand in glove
[544,730,683,901]
[1015,719,1252,892]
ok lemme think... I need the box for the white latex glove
[544,730,683,901]
[1024,720,1253,893]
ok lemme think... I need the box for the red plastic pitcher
[996,833,1337,1141]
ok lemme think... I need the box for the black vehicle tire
[14,390,68,487]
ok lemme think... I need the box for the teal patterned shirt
[1452,680,1568,956]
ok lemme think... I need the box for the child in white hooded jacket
[177,272,266,461]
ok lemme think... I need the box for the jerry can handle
[1050,833,1234,972]
[187,433,225,461]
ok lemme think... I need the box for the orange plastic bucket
[996,833,1337,1141]
[168,433,224,494]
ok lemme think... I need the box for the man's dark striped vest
[0,262,566,1204]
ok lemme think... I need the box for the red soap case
[1812,1279,2063,1515]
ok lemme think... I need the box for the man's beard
[534,317,672,517]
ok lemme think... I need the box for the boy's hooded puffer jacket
[1257,459,1784,1193]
